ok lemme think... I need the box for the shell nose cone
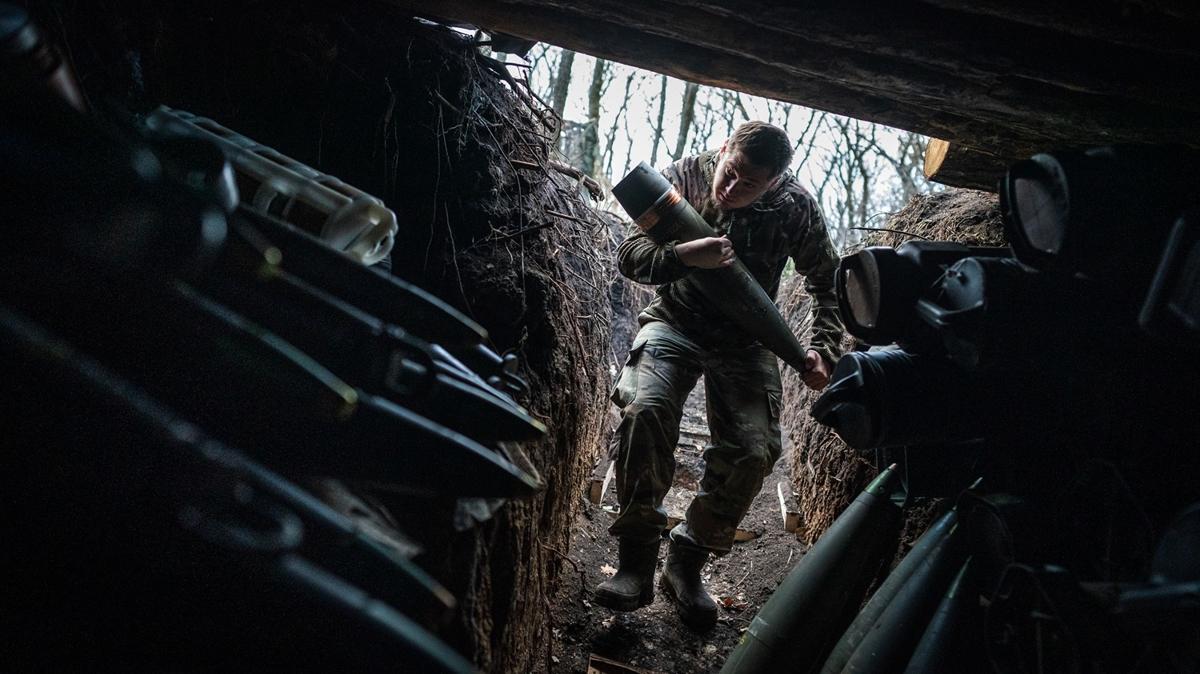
[613,161,673,219]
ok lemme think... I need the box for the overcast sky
[516,50,914,192]
[496,45,938,249]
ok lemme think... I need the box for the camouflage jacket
[616,150,844,365]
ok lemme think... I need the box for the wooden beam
[681,0,1200,112]
[398,0,1011,148]
[402,0,1200,189]
[923,139,1017,192]
[918,0,1200,57]
[402,0,1200,156]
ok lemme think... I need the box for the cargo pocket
[611,336,648,408]
[767,391,782,421]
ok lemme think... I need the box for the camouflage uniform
[609,150,843,553]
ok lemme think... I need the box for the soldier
[595,121,844,631]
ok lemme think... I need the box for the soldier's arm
[616,229,693,284]
[791,198,845,367]
[615,159,697,285]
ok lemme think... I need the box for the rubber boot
[594,538,661,611]
[660,540,719,632]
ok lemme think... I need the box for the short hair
[727,121,793,177]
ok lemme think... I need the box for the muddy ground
[550,383,808,674]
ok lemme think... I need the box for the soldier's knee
[743,440,782,474]
[742,450,771,474]
[621,398,675,424]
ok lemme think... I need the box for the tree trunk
[603,72,635,176]
[672,81,699,161]
[649,74,667,166]
[580,57,607,176]
[549,48,575,119]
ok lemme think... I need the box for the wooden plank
[599,459,615,504]
[589,479,603,504]
[776,481,801,533]
[588,459,616,504]
[785,510,802,534]
[588,653,657,674]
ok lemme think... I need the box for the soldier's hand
[802,350,832,390]
[676,236,735,269]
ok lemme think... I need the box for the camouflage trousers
[608,320,784,554]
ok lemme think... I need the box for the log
[919,0,1200,57]
[923,139,1018,192]
[402,0,1200,162]
[679,0,1200,111]
[399,0,1022,150]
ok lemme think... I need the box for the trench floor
[550,383,808,674]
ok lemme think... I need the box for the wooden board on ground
[776,481,802,533]
[588,653,657,674]
[588,460,617,505]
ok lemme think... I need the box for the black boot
[594,538,661,611]
[660,540,718,632]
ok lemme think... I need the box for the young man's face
[711,144,780,210]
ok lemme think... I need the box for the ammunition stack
[1,5,542,671]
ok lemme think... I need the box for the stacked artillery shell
[0,258,540,498]
[903,558,979,674]
[189,222,545,446]
[820,509,960,674]
[613,162,812,373]
[837,523,965,673]
[0,305,473,672]
[2,50,546,669]
[719,465,904,674]
[234,205,531,397]
[147,106,398,265]
[0,91,545,498]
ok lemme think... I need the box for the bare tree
[603,71,637,177]
[521,52,938,249]
[671,82,700,161]
[621,90,637,176]
[716,90,749,138]
[689,88,720,156]
[525,43,552,79]
[649,75,668,166]
[549,49,575,120]
[866,131,930,206]
[580,58,611,176]
[791,110,826,170]
[819,117,887,249]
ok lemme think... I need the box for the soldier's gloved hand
[676,236,735,269]
[802,349,832,390]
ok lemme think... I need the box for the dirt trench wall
[606,216,655,372]
[780,189,1007,544]
[40,3,612,671]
